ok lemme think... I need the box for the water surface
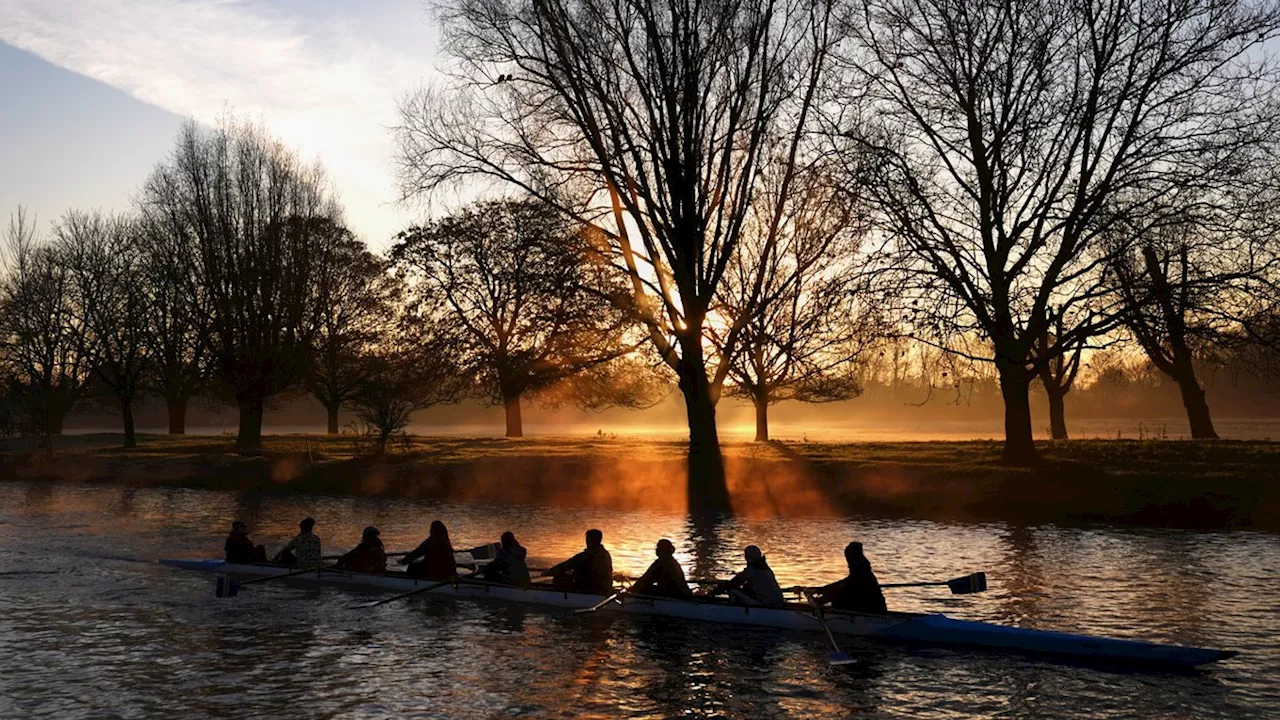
[1,482,1276,718]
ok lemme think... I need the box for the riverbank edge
[2,434,1277,531]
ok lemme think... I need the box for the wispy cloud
[0,0,439,245]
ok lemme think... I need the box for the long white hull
[161,559,1235,668]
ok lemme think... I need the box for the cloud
[0,0,440,246]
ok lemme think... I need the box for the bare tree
[843,0,1280,461]
[391,199,640,437]
[308,234,401,434]
[395,0,843,508]
[58,211,150,449]
[0,208,96,449]
[1108,209,1280,438]
[720,171,879,441]
[139,119,344,451]
[1032,318,1083,441]
[138,214,210,435]
[348,304,466,455]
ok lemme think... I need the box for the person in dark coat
[706,545,785,607]
[272,517,322,567]
[336,526,388,575]
[224,521,266,564]
[630,539,693,599]
[813,541,887,614]
[543,528,613,595]
[479,531,531,587]
[398,520,456,579]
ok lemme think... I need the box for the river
[0,481,1277,719]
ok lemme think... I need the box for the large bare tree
[139,119,344,451]
[395,0,843,508]
[391,199,639,437]
[58,211,150,449]
[0,208,97,448]
[138,213,210,435]
[1108,200,1280,438]
[307,234,402,434]
[843,0,1280,461]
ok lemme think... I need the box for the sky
[0,0,443,249]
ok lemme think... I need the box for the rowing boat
[161,558,1236,669]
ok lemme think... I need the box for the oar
[881,572,988,595]
[215,566,325,598]
[324,543,499,563]
[573,591,627,614]
[323,551,410,561]
[801,589,857,666]
[349,571,478,610]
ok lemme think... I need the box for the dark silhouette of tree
[137,214,211,435]
[348,302,466,454]
[1108,206,1280,438]
[58,211,150,449]
[307,234,401,434]
[395,0,842,509]
[843,0,1280,462]
[1031,312,1087,440]
[0,208,96,449]
[391,199,640,437]
[139,119,344,451]
[720,172,879,441]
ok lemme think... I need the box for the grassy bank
[2,433,1277,531]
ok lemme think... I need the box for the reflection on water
[0,482,1277,718]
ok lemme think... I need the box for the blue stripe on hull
[877,614,1234,667]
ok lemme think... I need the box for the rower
[812,541,887,614]
[272,517,322,568]
[478,531,531,587]
[542,528,613,594]
[704,545,785,607]
[335,526,388,575]
[224,520,267,564]
[398,520,456,580]
[630,539,692,599]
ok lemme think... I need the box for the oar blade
[827,651,857,666]
[946,572,988,595]
[349,599,386,610]
[214,576,240,598]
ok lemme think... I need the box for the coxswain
[705,545,785,607]
[399,520,456,580]
[335,526,387,575]
[542,528,613,595]
[630,539,692,599]
[224,520,266,564]
[478,531,531,587]
[812,541,887,613]
[272,517,322,568]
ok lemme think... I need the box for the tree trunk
[49,413,64,435]
[677,333,730,514]
[1172,359,1218,439]
[1045,385,1068,440]
[753,391,769,442]
[235,394,265,451]
[997,356,1037,464]
[121,397,137,449]
[504,393,523,438]
[326,402,340,435]
[166,396,188,435]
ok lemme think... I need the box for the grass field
[3,432,1277,530]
